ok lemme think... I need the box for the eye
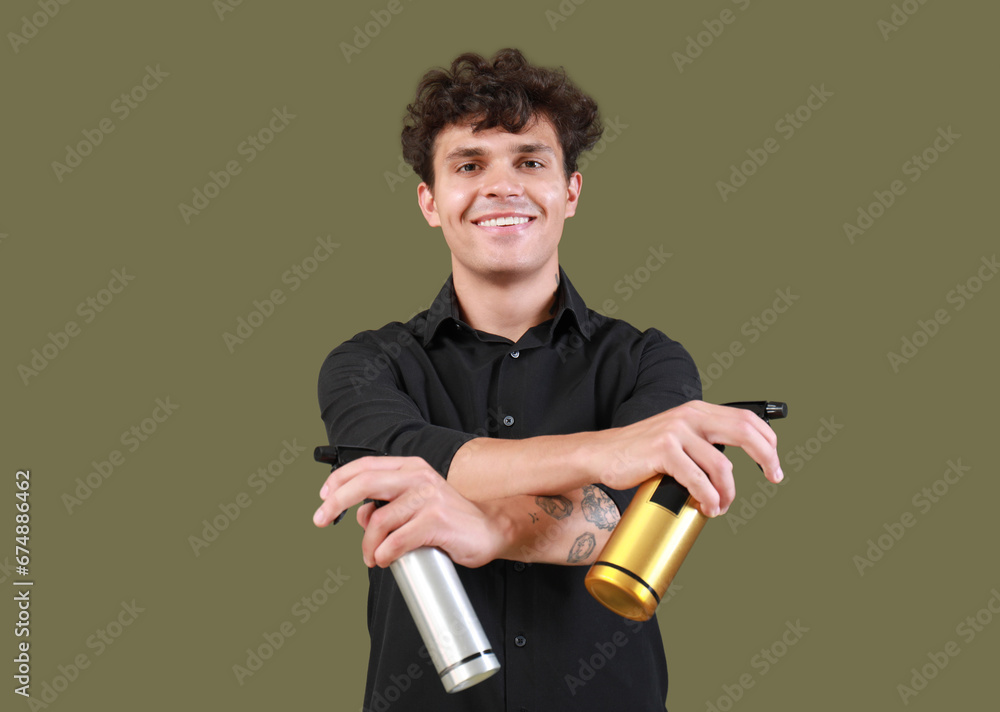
[457,163,479,173]
[522,159,544,169]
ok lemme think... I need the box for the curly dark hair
[401,48,603,188]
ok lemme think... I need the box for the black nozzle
[714,401,789,467]
[720,401,788,424]
[314,445,387,524]
[314,446,340,466]
[314,445,383,468]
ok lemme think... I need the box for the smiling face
[417,114,582,285]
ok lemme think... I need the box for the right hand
[599,400,782,517]
[313,455,507,569]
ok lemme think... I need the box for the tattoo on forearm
[536,494,573,520]
[581,485,621,531]
[529,512,538,524]
[568,533,596,563]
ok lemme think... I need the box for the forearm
[484,485,621,566]
[449,430,620,502]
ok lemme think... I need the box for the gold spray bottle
[585,401,788,621]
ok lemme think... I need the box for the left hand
[313,455,507,569]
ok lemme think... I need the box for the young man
[314,48,782,711]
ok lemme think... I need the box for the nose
[481,163,524,199]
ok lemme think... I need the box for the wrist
[480,499,517,561]
[585,425,625,489]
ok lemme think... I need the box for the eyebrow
[443,143,556,163]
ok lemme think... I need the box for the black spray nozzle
[314,445,387,524]
[713,402,789,468]
[314,445,383,468]
[720,401,788,424]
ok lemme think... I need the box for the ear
[417,182,441,227]
[564,171,583,219]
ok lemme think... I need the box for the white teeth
[477,216,531,227]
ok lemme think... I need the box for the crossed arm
[312,402,783,568]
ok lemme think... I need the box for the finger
[315,464,442,528]
[369,515,434,568]
[319,455,407,498]
[704,404,777,447]
[313,466,412,527]
[700,407,782,484]
[371,510,470,569]
[356,501,376,529]
[361,497,426,567]
[658,447,720,517]
[684,437,736,514]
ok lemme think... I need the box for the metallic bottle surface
[585,401,787,621]
[391,546,500,692]
[314,445,500,693]
[585,476,707,621]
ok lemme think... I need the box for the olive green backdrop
[2,1,996,710]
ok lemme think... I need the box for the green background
[2,0,997,710]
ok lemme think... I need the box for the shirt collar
[421,266,593,347]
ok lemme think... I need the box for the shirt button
[514,634,527,647]
[513,561,526,572]
[503,415,514,427]
[510,351,520,358]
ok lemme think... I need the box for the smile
[473,216,534,227]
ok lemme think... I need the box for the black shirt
[317,267,700,712]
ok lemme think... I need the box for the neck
[452,261,561,342]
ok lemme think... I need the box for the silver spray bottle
[314,445,500,693]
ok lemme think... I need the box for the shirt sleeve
[598,328,702,513]
[316,330,477,478]
[610,328,702,427]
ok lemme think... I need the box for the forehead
[432,115,563,165]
